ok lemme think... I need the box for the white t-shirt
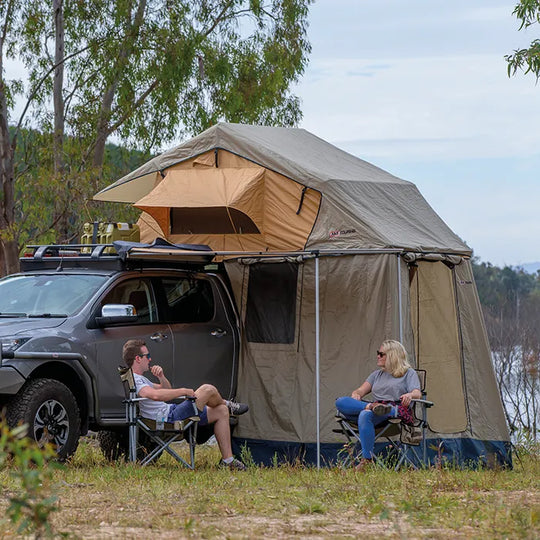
[133,373,170,420]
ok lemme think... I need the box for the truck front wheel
[6,378,81,461]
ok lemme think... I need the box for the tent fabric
[410,260,468,432]
[134,167,266,234]
[231,437,512,468]
[94,123,470,255]
[225,254,401,443]
[131,151,322,252]
[95,123,510,467]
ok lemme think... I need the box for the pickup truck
[0,242,239,459]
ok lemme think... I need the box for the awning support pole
[397,254,403,343]
[315,254,321,469]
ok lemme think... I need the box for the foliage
[11,126,147,246]
[506,0,540,80]
[1,0,313,274]
[472,259,540,440]
[0,419,60,538]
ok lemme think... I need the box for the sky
[294,0,540,267]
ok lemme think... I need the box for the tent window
[245,262,298,344]
[170,207,260,234]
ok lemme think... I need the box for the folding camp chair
[334,369,434,469]
[119,366,200,468]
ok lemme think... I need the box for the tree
[1,0,313,275]
[506,0,540,80]
[473,260,540,440]
[0,0,22,275]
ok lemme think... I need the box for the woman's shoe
[355,458,374,471]
[372,402,392,416]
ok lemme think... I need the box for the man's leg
[206,402,233,460]
[194,383,226,411]
[194,384,241,465]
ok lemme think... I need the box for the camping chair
[334,369,434,469]
[119,366,200,468]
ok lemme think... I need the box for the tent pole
[397,254,403,342]
[315,255,321,469]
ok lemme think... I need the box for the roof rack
[19,242,216,272]
[24,244,117,261]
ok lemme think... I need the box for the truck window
[160,277,214,323]
[101,279,157,323]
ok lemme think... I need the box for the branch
[12,41,103,149]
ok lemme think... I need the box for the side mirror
[95,304,138,327]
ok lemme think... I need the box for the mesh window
[245,263,298,344]
[170,207,260,234]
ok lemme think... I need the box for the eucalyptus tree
[0,0,313,274]
[506,0,540,80]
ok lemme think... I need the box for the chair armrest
[411,398,434,408]
[123,397,149,403]
[169,396,197,405]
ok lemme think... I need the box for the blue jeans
[335,396,396,459]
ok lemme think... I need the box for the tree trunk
[53,0,70,243]
[53,0,65,176]
[0,17,19,276]
[91,0,147,170]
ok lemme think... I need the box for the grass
[0,437,539,539]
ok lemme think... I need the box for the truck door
[92,277,174,421]
[157,275,237,399]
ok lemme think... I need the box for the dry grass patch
[0,437,538,538]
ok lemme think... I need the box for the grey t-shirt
[366,368,420,401]
[134,373,171,420]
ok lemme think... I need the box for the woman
[335,339,421,469]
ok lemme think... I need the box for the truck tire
[6,378,81,461]
[97,429,129,461]
[97,428,159,463]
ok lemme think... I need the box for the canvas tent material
[95,123,511,467]
[95,123,469,255]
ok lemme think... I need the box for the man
[122,339,248,470]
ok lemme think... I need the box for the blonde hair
[381,339,411,378]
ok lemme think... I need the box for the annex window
[245,262,298,344]
[160,277,214,323]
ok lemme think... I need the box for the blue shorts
[167,401,208,426]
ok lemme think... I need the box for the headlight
[0,337,31,353]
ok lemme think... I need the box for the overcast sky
[295,0,540,267]
[4,1,538,267]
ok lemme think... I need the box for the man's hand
[150,365,165,379]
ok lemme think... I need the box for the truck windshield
[0,274,109,317]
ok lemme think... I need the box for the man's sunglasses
[139,353,151,359]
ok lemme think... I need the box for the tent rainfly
[95,123,511,467]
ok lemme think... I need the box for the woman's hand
[400,392,413,407]
[351,390,362,401]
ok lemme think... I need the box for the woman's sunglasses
[376,351,386,357]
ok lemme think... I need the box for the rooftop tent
[94,123,511,468]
